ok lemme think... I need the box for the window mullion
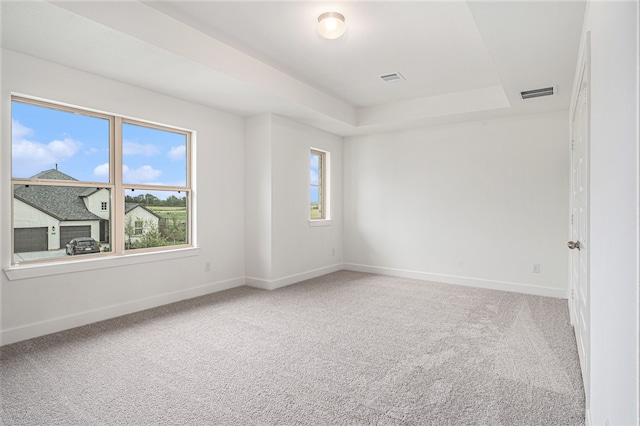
[113,116,124,256]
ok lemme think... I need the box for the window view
[310,149,327,220]
[11,100,110,181]
[121,121,189,252]
[122,122,187,187]
[124,189,189,251]
[11,97,192,264]
[11,99,112,263]
[13,183,112,262]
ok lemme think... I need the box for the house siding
[13,198,59,250]
[84,189,111,220]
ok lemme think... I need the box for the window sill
[308,219,333,227]
[4,247,200,281]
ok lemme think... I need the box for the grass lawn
[147,206,187,221]
[310,203,322,219]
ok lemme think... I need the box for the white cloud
[12,119,33,140]
[123,140,160,156]
[12,135,83,177]
[123,164,162,183]
[93,163,110,177]
[167,145,186,161]
[48,138,82,157]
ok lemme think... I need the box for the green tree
[143,193,160,206]
[124,215,136,249]
[165,195,180,207]
[125,216,166,249]
[138,218,165,247]
[163,212,186,244]
[130,194,144,204]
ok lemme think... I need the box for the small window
[310,149,328,220]
[101,202,108,211]
[134,220,144,236]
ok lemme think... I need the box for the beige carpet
[0,271,584,425]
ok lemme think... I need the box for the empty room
[1,1,638,425]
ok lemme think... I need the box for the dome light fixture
[318,12,346,39]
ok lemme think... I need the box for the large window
[11,97,192,264]
[310,149,328,220]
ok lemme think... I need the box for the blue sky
[310,153,319,203]
[12,100,187,187]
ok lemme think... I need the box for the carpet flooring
[0,271,585,425]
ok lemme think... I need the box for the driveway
[14,249,66,263]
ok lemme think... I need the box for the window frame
[310,148,329,222]
[134,220,144,235]
[10,95,193,266]
[119,118,192,255]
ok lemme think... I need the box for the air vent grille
[380,72,405,83]
[521,86,556,99]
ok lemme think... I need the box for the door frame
[569,31,591,414]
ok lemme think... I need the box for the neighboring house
[124,202,164,245]
[13,169,160,253]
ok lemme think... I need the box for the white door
[569,36,590,405]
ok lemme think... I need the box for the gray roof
[14,169,103,221]
[14,169,161,222]
[30,169,77,181]
[125,202,162,219]
[125,202,139,214]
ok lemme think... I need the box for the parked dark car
[66,237,100,255]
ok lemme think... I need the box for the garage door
[60,226,92,247]
[14,227,48,253]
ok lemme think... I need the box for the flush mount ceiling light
[318,12,346,39]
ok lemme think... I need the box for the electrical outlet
[204,262,211,272]
[532,264,540,273]
[332,248,335,256]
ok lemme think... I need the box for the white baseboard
[0,276,244,346]
[343,263,568,299]
[1,264,568,346]
[245,263,343,291]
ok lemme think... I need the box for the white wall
[579,2,639,424]
[244,114,273,281]
[2,52,343,343]
[344,111,570,298]
[1,49,246,344]
[270,115,343,282]
[245,114,343,289]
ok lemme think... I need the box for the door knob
[567,240,582,250]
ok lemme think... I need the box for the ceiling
[1,1,587,136]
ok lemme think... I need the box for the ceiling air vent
[521,86,557,99]
[380,72,405,83]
